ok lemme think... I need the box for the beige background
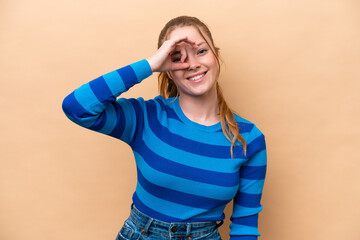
[1,0,359,239]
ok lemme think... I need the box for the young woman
[62,16,267,240]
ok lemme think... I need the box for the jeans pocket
[116,219,135,240]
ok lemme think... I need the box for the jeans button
[170,226,177,233]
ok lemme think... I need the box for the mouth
[187,71,207,82]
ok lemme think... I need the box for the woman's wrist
[146,56,158,72]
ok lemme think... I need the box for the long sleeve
[62,59,152,145]
[229,125,267,240]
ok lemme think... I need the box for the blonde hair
[157,16,247,157]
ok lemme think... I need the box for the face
[166,26,219,100]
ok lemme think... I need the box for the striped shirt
[62,59,267,240]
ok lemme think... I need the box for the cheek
[211,59,220,76]
[170,70,184,81]
[206,54,218,67]
[207,59,218,74]
[167,70,181,80]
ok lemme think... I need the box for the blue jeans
[116,204,223,240]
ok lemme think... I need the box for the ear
[166,71,173,80]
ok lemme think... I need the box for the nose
[187,56,200,71]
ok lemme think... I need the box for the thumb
[171,62,190,71]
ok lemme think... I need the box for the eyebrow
[197,42,207,46]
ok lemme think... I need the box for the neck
[178,89,220,126]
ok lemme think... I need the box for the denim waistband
[129,203,223,237]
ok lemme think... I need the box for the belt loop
[142,218,153,236]
[186,223,191,238]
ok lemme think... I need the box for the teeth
[189,73,205,81]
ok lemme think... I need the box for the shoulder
[137,95,177,115]
[147,95,177,110]
[234,113,266,159]
[143,95,167,108]
[153,95,175,105]
[233,113,265,139]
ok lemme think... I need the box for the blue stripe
[102,70,125,95]
[237,122,254,134]
[88,111,106,131]
[165,118,244,146]
[192,205,226,221]
[117,99,137,143]
[247,135,266,159]
[62,91,86,116]
[230,214,258,228]
[239,179,265,194]
[232,204,263,218]
[135,141,239,187]
[146,101,245,159]
[133,193,225,222]
[134,183,202,220]
[244,150,266,166]
[133,151,238,200]
[108,102,126,139]
[240,166,266,180]
[234,192,262,208]
[229,223,260,237]
[98,104,117,134]
[137,167,229,209]
[230,223,260,237]
[62,92,96,127]
[130,59,152,82]
[74,83,105,114]
[128,98,144,146]
[89,76,115,104]
[132,193,183,222]
[117,65,138,90]
[154,98,182,121]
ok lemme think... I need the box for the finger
[180,47,187,62]
[181,38,198,49]
[184,38,198,48]
[173,36,189,44]
[171,62,190,70]
[173,36,197,48]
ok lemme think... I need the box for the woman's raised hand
[146,36,197,72]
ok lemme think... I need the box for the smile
[187,72,207,81]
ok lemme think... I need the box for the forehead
[167,26,207,44]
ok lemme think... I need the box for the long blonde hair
[157,16,247,158]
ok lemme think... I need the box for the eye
[197,49,208,55]
[171,52,181,62]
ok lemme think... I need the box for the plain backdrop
[1,0,359,239]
